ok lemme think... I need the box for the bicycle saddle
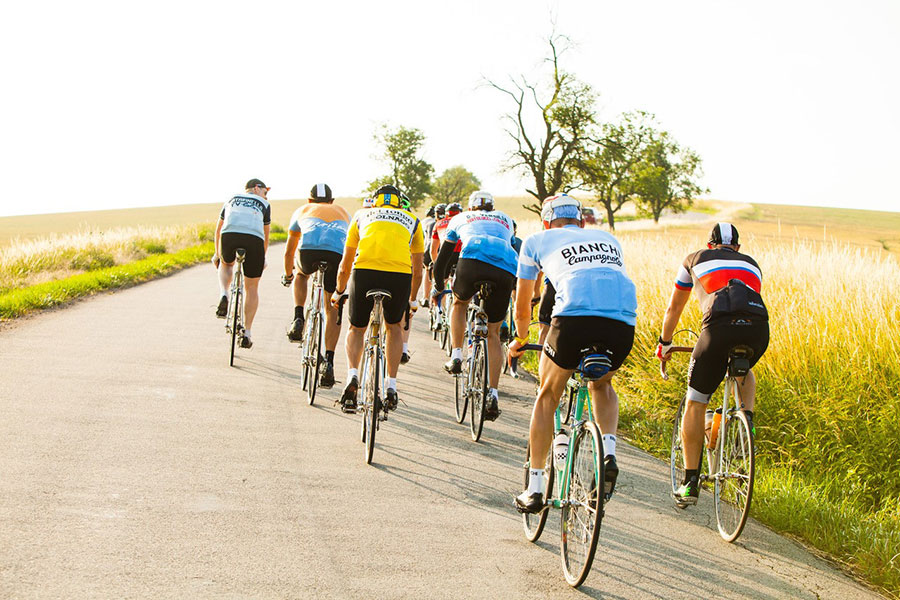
[314,261,329,271]
[366,289,392,300]
[578,353,612,381]
[235,248,246,260]
[474,280,495,297]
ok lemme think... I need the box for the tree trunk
[605,204,616,231]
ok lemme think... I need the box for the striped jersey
[346,206,425,274]
[220,193,271,240]
[288,203,351,254]
[675,247,763,317]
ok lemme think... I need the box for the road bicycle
[516,343,609,588]
[453,281,494,441]
[663,338,756,543]
[499,294,515,376]
[224,248,246,367]
[299,262,328,406]
[429,288,451,347]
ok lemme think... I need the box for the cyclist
[331,184,425,413]
[282,183,350,387]
[213,178,271,349]
[429,202,463,262]
[432,191,515,421]
[656,223,769,506]
[421,205,437,305]
[510,194,636,513]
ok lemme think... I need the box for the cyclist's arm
[431,240,457,290]
[410,252,424,301]
[263,224,270,254]
[335,244,356,293]
[283,232,300,277]
[513,276,536,341]
[214,217,224,259]
[660,286,691,342]
[429,236,440,262]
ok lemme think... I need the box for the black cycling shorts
[451,258,515,322]
[296,249,342,293]
[538,279,556,325]
[544,316,635,371]
[221,232,265,278]
[687,316,769,403]
[348,268,412,328]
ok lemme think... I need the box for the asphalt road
[0,256,885,599]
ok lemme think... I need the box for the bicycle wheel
[714,408,755,542]
[469,339,488,442]
[306,312,322,406]
[670,395,688,499]
[522,441,554,542]
[454,370,467,424]
[363,348,382,465]
[229,289,240,367]
[430,306,439,340]
[560,421,604,588]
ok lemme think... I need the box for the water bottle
[706,408,722,449]
[553,431,569,470]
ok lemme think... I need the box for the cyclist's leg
[737,370,756,412]
[345,325,365,372]
[319,250,343,355]
[486,322,503,387]
[449,295,468,351]
[243,276,261,332]
[292,270,310,308]
[380,271,412,382]
[324,300,341,351]
[588,374,618,436]
[385,321,403,378]
[531,351,575,469]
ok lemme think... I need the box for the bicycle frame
[550,378,596,508]
[360,297,387,418]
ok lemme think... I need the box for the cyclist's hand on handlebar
[429,286,441,305]
[508,337,527,358]
[330,290,347,308]
[281,273,294,287]
[409,299,419,313]
[530,296,541,308]
[656,337,674,361]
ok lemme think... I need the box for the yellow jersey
[346,206,425,274]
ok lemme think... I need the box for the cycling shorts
[452,258,515,322]
[423,250,432,267]
[544,316,634,371]
[687,316,769,403]
[296,249,342,293]
[221,232,265,278]
[348,268,412,328]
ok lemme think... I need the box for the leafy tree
[488,35,598,215]
[430,166,481,206]
[575,111,657,230]
[368,125,434,207]
[631,133,707,223]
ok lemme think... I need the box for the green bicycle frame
[550,378,597,508]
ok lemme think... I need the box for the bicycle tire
[454,370,467,424]
[522,441,554,542]
[431,307,438,340]
[229,289,240,367]
[364,348,381,465]
[469,339,488,442]
[670,395,688,500]
[560,420,604,588]
[307,312,322,406]
[715,408,755,542]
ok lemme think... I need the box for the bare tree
[488,35,598,215]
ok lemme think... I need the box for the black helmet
[447,202,462,216]
[435,203,447,219]
[426,206,436,218]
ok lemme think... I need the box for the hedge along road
[0,251,884,600]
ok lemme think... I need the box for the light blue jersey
[444,210,518,275]
[220,193,271,240]
[287,203,350,254]
[517,225,637,325]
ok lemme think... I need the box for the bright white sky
[1,0,898,217]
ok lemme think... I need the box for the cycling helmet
[467,190,494,211]
[426,206,436,218]
[399,193,411,211]
[446,202,462,216]
[541,194,582,229]
[373,184,404,208]
[434,203,447,219]
[709,222,740,246]
[362,196,375,208]
[310,183,332,203]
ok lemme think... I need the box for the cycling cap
[435,203,447,219]
[374,184,404,208]
[709,222,740,246]
[245,178,267,189]
[310,183,332,202]
[362,197,375,208]
[468,190,494,210]
[541,194,582,228]
[447,202,462,216]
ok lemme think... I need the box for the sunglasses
[255,185,271,192]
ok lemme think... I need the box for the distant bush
[270,223,285,234]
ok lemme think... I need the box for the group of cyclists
[212,178,769,514]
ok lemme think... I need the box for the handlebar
[335,295,348,326]
[508,343,542,379]
[659,346,693,380]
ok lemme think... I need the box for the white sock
[386,377,397,391]
[528,468,546,494]
[451,348,462,360]
[243,329,251,339]
[348,368,358,381]
[602,434,617,457]
[402,343,409,353]
[489,388,498,400]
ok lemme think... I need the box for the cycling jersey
[675,248,762,319]
[432,216,462,252]
[443,210,517,275]
[288,203,350,255]
[517,225,636,326]
[345,206,425,274]
[220,193,271,240]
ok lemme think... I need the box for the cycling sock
[294,305,303,319]
[386,377,397,391]
[684,469,699,484]
[243,329,251,339]
[325,350,335,365]
[528,468,546,494]
[602,434,617,457]
[402,343,409,353]
[489,388,498,400]
[451,348,462,360]
[348,368,358,381]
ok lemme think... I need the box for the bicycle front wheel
[522,442,554,542]
[714,408,755,542]
[363,348,382,465]
[469,339,488,442]
[670,395,688,499]
[560,421,604,588]
[454,371,467,424]
[306,312,322,406]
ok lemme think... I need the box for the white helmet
[467,190,494,211]
[541,194,582,229]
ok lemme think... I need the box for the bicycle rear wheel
[306,312,322,405]
[714,408,755,542]
[363,348,381,465]
[560,421,604,588]
[430,306,439,340]
[229,289,240,367]
[522,442,554,542]
[454,371,467,424]
[469,339,488,442]
[670,395,687,500]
